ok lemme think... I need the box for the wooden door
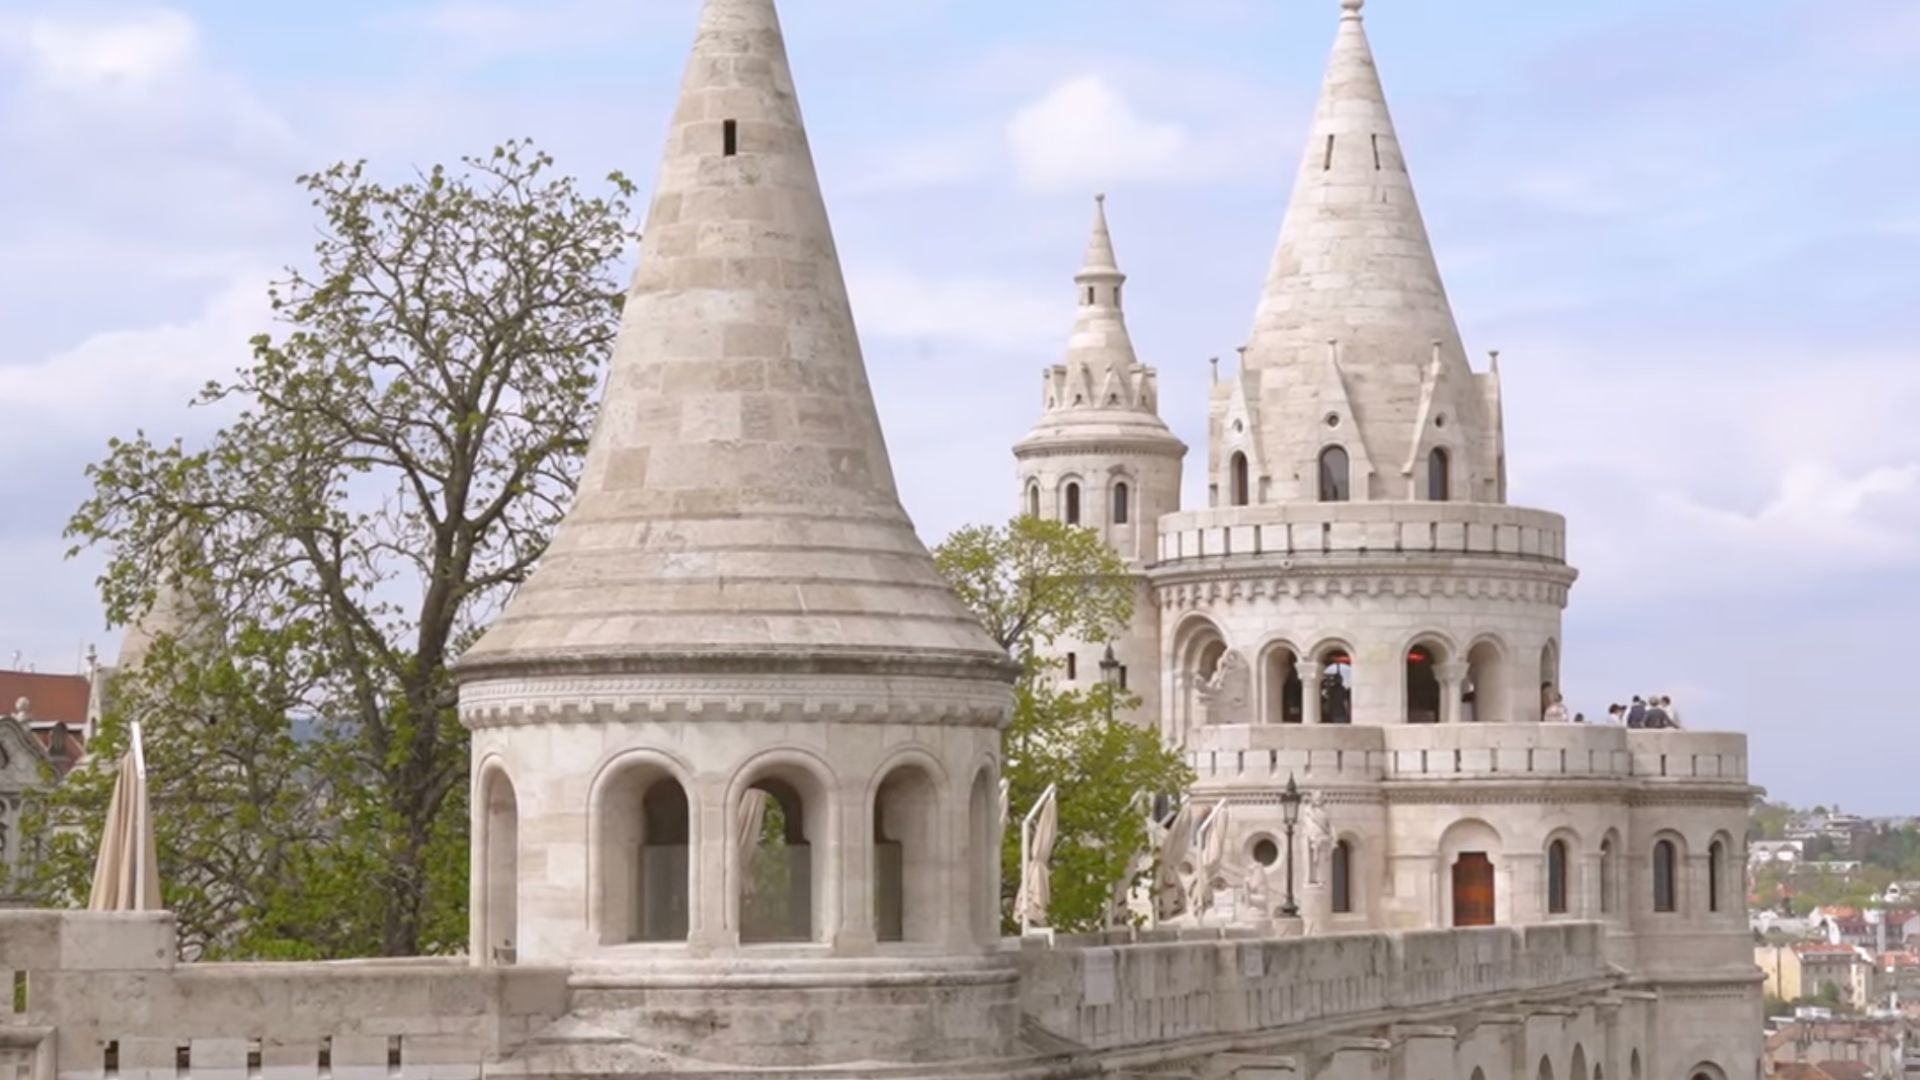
[1452,852,1496,927]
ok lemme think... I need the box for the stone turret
[1230,0,1503,505]
[454,0,1018,1068]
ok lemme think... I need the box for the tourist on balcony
[1544,691,1571,724]
[1643,697,1673,729]
[1625,696,1648,728]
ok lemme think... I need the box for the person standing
[1625,696,1647,729]
[1544,692,1571,724]
[1662,695,1683,728]
[1606,703,1626,725]
[1644,697,1672,729]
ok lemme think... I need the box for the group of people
[1541,684,1684,728]
[1606,695,1683,729]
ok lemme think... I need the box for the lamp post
[1098,644,1121,724]
[1280,773,1303,918]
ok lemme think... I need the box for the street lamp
[1279,773,1303,918]
[1098,644,1121,724]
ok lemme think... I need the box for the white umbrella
[737,788,769,898]
[1015,784,1059,930]
[1194,800,1232,916]
[1156,799,1196,922]
[88,722,162,912]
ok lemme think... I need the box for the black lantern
[1279,773,1303,918]
[1098,644,1122,723]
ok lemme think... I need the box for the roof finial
[1341,0,1364,17]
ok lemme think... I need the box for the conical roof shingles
[462,0,1009,678]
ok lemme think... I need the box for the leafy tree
[933,516,1191,933]
[40,142,636,957]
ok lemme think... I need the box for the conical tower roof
[1241,0,1493,500]
[460,0,1010,681]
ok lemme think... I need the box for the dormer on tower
[1234,0,1499,505]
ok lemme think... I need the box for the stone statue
[1198,651,1251,726]
[1304,791,1334,886]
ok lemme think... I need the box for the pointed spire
[1058,195,1144,407]
[1079,193,1121,280]
[460,0,1009,678]
[1239,0,1494,502]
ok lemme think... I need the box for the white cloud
[848,266,1061,353]
[1007,76,1197,193]
[1663,462,1920,561]
[19,7,198,90]
[0,274,271,427]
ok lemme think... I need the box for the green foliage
[933,517,1191,934]
[1749,801,1791,842]
[34,141,636,959]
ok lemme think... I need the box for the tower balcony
[1154,502,1569,572]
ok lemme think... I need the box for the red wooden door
[1453,852,1495,927]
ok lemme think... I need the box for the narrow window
[1371,133,1382,170]
[387,1037,402,1079]
[1086,286,1095,305]
[1026,482,1040,519]
[1119,665,1129,691]
[10,970,24,1013]
[1065,482,1081,525]
[1600,838,1616,914]
[1428,447,1450,502]
[318,1038,333,1080]
[1066,652,1078,681]
[105,1041,120,1080]
[1319,446,1351,503]
[1547,839,1569,915]
[723,119,738,156]
[246,1041,262,1080]
[1709,841,1725,913]
[1652,840,1677,913]
[1324,134,1335,171]
[1230,453,1250,507]
[1113,482,1131,525]
[1332,840,1353,913]
[176,1046,191,1080]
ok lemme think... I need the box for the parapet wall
[1018,922,1607,1055]
[0,913,568,1080]
[1156,503,1568,568]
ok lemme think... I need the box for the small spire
[1489,349,1502,373]
[1079,193,1121,280]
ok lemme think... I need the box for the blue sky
[1,1,1917,810]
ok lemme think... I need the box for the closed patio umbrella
[88,722,162,912]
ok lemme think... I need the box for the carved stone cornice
[1014,437,1188,460]
[460,673,1011,730]
[1149,567,1574,610]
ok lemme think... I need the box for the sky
[1,0,1916,812]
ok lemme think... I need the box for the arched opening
[1406,643,1443,724]
[1332,839,1354,914]
[1318,446,1351,503]
[1630,1050,1642,1080]
[1064,482,1082,526]
[1319,645,1354,725]
[1600,833,1618,915]
[597,763,691,944]
[1428,447,1451,502]
[967,768,998,945]
[1230,453,1250,507]
[1173,617,1231,741]
[1465,640,1507,724]
[1538,640,1560,721]
[1547,838,1570,915]
[1539,1055,1555,1080]
[1688,1065,1728,1080]
[1709,839,1726,913]
[739,765,830,944]
[1442,819,1501,927]
[1652,838,1678,914]
[1454,852,1496,926]
[873,763,941,945]
[1112,481,1131,525]
[1026,482,1040,519]
[1571,1047,1588,1080]
[479,767,518,964]
[1263,645,1302,724]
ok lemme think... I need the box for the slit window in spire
[723,119,738,157]
[1427,448,1451,502]
[1324,134,1335,171]
[1371,134,1382,171]
[1229,453,1250,507]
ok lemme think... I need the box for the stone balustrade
[1018,922,1607,1055]
[1155,503,1568,568]
[1185,725,1749,788]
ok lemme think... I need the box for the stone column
[1297,660,1324,725]
[1437,661,1469,725]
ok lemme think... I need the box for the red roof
[0,670,89,725]
[1794,943,1862,957]
[1885,909,1919,925]
[1882,951,1920,969]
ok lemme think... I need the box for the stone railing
[0,913,567,1080]
[1155,503,1568,568]
[1017,922,1607,1054]
[1184,726,1749,789]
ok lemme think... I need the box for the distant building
[1793,943,1877,1008]
[1752,840,1805,868]
[1763,1017,1903,1080]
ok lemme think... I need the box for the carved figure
[1198,651,1251,726]
[1304,791,1334,886]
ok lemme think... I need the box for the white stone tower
[1014,196,1185,720]
[455,0,1019,1068]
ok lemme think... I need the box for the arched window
[1332,840,1353,914]
[967,769,998,945]
[740,770,828,944]
[1428,447,1451,502]
[1064,482,1082,525]
[1026,482,1040,518]
[1229,453,1250,507]
[1547,839,1569,915]
[1465,640,1506,724]
[1318,646,1354,726]
[1600,836,1617,915]
[480,767,518,964]
[1406,644,1441,724]
[1709,840,1725,913]
[598,764,691,944]
[1652,839,1678,913]
[1112,482,1131,525]
[873,764,940,944]
[1319,446,1351,502]
[1264,646,1302,724]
